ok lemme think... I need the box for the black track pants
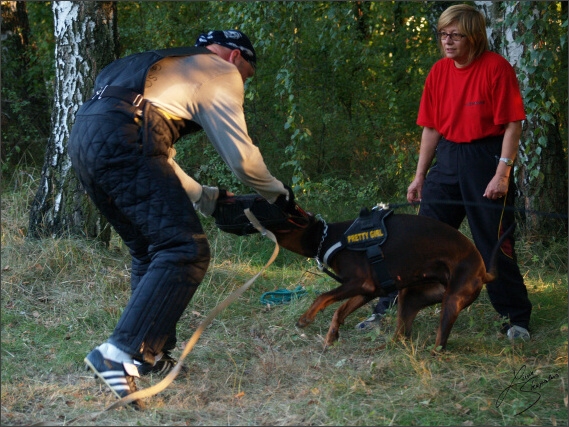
[419,137,532,330]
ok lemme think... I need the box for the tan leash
[32,209,278,425]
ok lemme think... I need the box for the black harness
[318,206,396,294]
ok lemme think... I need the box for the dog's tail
[484,223,515,283]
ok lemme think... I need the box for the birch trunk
[28,1,118,242]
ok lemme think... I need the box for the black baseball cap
[195,30,257,69]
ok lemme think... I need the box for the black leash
[314,257,345,284]
[386,199,568,220]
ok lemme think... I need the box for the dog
[213,195,499,351]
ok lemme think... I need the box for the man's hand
[216,189,234,201]
[274,185,296,215]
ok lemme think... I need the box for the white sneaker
[507,325,530,341]
[355,313,382,331]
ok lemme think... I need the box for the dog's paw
[324,329,339,346]
[296,316,312,328]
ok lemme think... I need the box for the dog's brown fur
[266,212,496,351]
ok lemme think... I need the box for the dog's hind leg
[434,277,484,351]
[324,294,374,346]
[394,284,445,342]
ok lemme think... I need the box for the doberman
[213,195,499,351]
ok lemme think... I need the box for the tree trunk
[519,121,568,235]
[28,1,119,243]
[507,2,568,236]
[477,1,568,236]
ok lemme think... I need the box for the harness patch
[342,207,392,249]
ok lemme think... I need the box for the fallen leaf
[234,391,245,399]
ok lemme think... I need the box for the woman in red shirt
[406,4,532,341]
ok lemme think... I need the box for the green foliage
[174,133,246,193]
[1,2,54,177]
[0,88,45,174]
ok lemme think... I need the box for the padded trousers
[68,97,210,363]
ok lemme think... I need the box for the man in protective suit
[68,30,293,405]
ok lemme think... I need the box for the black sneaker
[84,348,143,409]
[136,351,187,376]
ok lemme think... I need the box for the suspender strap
[92,85,145,107]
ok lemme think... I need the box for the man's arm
[194,70,287,203]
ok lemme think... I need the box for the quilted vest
[93,46,213,137]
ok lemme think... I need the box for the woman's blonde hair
[438,4,489,64]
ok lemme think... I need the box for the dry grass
[1,171,567,426]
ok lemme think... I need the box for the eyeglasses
[437,31,466,42]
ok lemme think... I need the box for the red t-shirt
[417,51,526,143]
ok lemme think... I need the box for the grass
[1,170,567,426]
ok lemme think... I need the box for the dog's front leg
[296,293,337,328]
[296,281,365,328]
[325,294,373,346]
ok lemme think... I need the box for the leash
[260,285,308,306]
[33,209,279,425]
[313,214,345,283]
[389,199,568,220]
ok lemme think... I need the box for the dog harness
[319,206,397,293]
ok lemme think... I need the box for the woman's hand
[407,176,425,203]
[483,174,509,200]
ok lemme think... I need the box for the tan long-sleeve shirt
[143,53,286,210]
